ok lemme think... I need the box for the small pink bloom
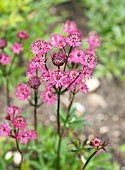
[82,67,93,80]
[31,39,51,55]
[66,30,82,47]
[68,48,84,64]
[42,86,56,105]
[50,69,68,88]
[63,21,77,33]
[28,130,37,140]
[26,68,36,78]
[16,31,29,40]
[51,52,66,66]
[0,38,7,49]
[0,122,12,136]
[16,83,30,100]
[7,106,21,115]
[0,53,11,65]
[50,34,66,49]
[12,116,27,129]
[16,129,30,144]
[93,137,102,149]
[28,76,41,89]
[11,42,23,54]
[87,32,101,47]
[79,82,88,93]
[30,54,45,69]
[82,50,97,69]
[41,69,51,82]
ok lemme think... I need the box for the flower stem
[57,87,62,170]
[15,139,23,170]
[81,150,98,170]
[6,77,10,106]
[34,88,38,130]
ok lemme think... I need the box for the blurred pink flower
[42,86,56,105]
[63,21,77,33]
[0,53,11,65]
[50,33,66,49]
[7,106,21,115]
[11,42,23,54]
[16,31,29,40]
[12,116,27,129]
[0,122,12,136]
[28,76,41,89]
[66,30,82,47]
[0,38,7,49]
[16,129,30,144]
[16,83,30,100]
[31,39,51,55]
[87,32,101,47]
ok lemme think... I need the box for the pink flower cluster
[16,21,100,105]
[0,106,37,144]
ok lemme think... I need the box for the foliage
[80,0,125,80]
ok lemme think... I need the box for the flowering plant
[0,21,108,170]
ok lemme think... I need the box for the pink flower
[50,34,66,49]
[51,52,66,66]
[66,30,82,47]
[7,106,21,115]
[87,32,101,47]
[26,68,36,78]
[0,53,11,65]
[0,122,12,136]
[82,67,93,80]
[82,50,97,69]
[41,69,51,82]
[50,69,68,88]
[0,38,7,49]
[79,82,88,93]
[16,31,29,40]
[12,116,27,129]
[16,83,30,100]
[11,42,23,54]
[28,130,37,140]
[42,86,56,105]
[68,48,84,64]
[63,21,77,33]
[31,39,51,55]
[28,76,41,89]
[16,129,30,144]
[30,54,45,69]
[93,137,102,149]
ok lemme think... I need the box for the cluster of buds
[16,21,101,105]
[0,106,37,144]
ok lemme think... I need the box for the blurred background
[0,0,125,169]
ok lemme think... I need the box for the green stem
[6,77,10,106]
[14,128,23,170]
[64,46,72,71]
[63,91,76,128]
[81,150,98,170]
[34,88,38,130]
[57,87,62,170]
[15,139,23,170]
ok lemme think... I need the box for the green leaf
[94,153,112,162]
